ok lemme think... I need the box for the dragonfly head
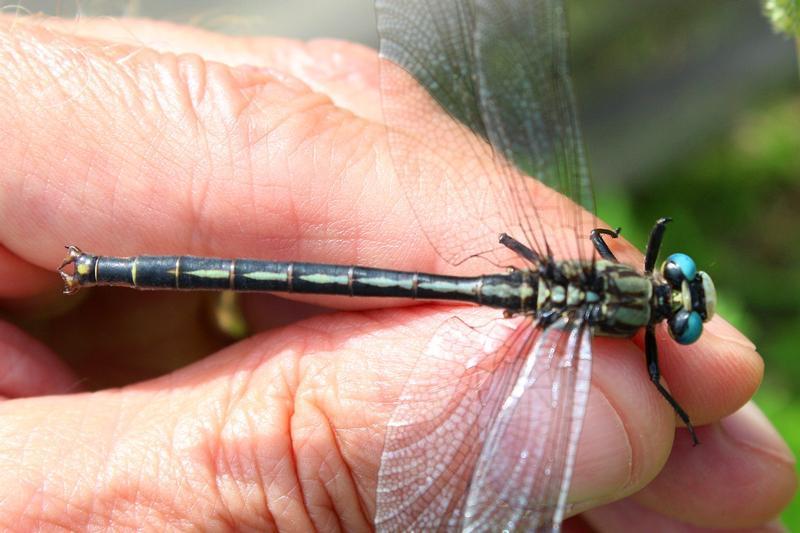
[660,253,717,345]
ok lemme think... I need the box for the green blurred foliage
[763,0,800,38]
[597,93,800,526]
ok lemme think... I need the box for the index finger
[0,19,424,274]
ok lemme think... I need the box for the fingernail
[720,402,795,465]
[705,316,756,350]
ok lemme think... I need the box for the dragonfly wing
[376,0,524,267]
[375,314,538,531]
[472,0,595,262]
[376,0,596,267]
[462,314,593,531]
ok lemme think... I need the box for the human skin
[0,16,795,531]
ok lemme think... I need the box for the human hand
[0,16,794,530]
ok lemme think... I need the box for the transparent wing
[375,315,535,531]
[376,0,596,267]
[463,314,592,531]
[472,0,595,262]
[374,313,592,532]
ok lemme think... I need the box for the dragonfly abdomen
[59,247,537,313]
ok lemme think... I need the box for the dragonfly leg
[537,309,561,329]
[589,227,622,261]
[499,233,541,264]
[644,217,672,273]
[645,324,699,445]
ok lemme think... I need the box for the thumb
[0,306,672,529]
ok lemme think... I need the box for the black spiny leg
[499,233,541,264]
[645,325,700,446]
[644,217,672,274]
[590,226,622,261]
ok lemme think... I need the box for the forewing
[473,0,595,261]
[376,0,596,267]
[462,315,592,531]
[374,315,538,531]
[376,0,522,268]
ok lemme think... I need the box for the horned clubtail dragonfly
[57,0,717,530]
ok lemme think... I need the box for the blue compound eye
[662,253,697,287]
[668,310,703,345]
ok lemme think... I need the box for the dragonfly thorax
[534,259,653,338]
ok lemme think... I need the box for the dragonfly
[57,0,717,530]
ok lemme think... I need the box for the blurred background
[6,0,800,526]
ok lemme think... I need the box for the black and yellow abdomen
[59,247,537,313]
[60,249,654,339]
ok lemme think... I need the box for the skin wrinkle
[37,414,88,529]
[104,401,151,527]
[97,68,162,238]
[323,322,392,521]
[199,380,243,529]
[243,407,273,530]
[241,98,259,232]
[325,374,372,531]
[214,428,246,530]
[155,53,208,251]
[174,54,213,252]
[250,94,333,252]
[294,406,345,532]
[91,398,119,528]
[315,449,345,532]
[330,120,375,262]
[132,386,199,526]
[290,342,340,531]
[199,66,273,253]
[210,345,302,530]
[221,352,267,521]
[179,419,221,527]
[175,417,215,527]
[242,98,287,243]
[254,86,330,151]
[718,421,796,468]
[275,422,303,529]
[284,100,338,228]
[298,358,358,531]
[287,330,352,530]
[124,55,198,244]
[211,370,262,529]
[329,124,387,250]
[58,41,106,119]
